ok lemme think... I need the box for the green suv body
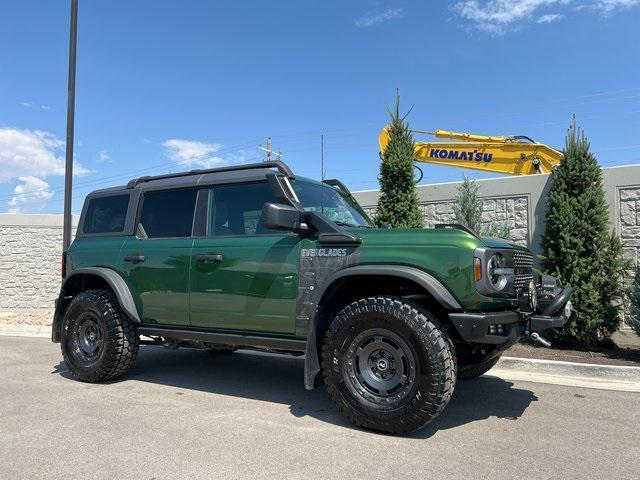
[53,161,573,434]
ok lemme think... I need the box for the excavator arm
[379,126,563,175]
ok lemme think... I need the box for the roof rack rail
[126,160,294,189]
[434,223,481,239]
[322,179,352,195]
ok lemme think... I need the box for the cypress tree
[628,267,640,336]
[541,118,629,346]
[453,176,511,238]
[376,92,423,228]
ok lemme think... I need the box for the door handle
[196,253,223,263]
[124,254,146,263]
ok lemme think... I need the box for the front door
[122,188,198,327]
[190,181,301,334]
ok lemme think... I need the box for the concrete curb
[0,324,52,338]
[492,356,640,393]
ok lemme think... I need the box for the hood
[348,226,527,251]
[479,236,529,250]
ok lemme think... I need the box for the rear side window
[83,195,129,234]
[139,189,197,238]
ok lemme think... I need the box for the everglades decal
[301,248,348,258]
[295,246,360,334]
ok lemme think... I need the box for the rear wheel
[322,297,456,435]
[61,290,139,382]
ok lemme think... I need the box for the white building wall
[0,215,77,313]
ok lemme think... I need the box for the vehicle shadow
[53,346,538,438]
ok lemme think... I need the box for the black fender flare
[52,267,140,342]
[302,265,462,390]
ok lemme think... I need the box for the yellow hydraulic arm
[378,127,564,175]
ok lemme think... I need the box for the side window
[139,189,197,238]
[209,182,279,236]
[83,194,129,234]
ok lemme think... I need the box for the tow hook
[531,332,552,348]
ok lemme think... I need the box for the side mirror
[261,202,306,232]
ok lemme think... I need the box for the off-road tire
[61,289,139,382]
[458,354,501,379]
[322,297,457,435]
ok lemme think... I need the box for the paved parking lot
[1,335,638,480]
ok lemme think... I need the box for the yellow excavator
[378,127,564,176]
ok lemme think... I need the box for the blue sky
[1,0,639,214]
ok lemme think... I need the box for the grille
[512,251,534,289]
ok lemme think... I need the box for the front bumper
[449,286,574,345]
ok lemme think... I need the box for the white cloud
[355,7,403,27]
[454,0,570,33]
[537,12,564,21]
[97,150,111,163]
[163,138,248,169]
[21,101,52,110]
[0,128,91,184]
[163,139,226,168]
[7,176,53,213]
[594,0,640,13]
[453,0,639,34]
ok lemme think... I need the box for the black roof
[126,160,293,188]
[89,161,294,196]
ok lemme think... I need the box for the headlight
[473,247,522,297]
[487,253,508,291]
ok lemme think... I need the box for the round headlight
[487,253,507,291]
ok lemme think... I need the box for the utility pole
[321,134,324,181]
[258,137,282,162]
[266,137,271,162]
[63,0,78,251]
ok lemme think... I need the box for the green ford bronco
[52,161,574,434]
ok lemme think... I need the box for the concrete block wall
[0,215,78,312]
[619,187,640,266]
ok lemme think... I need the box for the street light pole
[63,0,78,251]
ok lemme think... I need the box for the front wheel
[322,297,456,435]
[61,290,139,383]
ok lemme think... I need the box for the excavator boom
[379,127,563,175]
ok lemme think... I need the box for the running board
[138,326,306,352]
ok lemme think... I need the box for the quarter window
[83,194,129,234]
[209,182,279,236]
[139,189,197,238]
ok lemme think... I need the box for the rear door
[189,181,301,334]
[121,188,197,327]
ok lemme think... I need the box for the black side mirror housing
[261,202,361,244]
[261,202,305,232]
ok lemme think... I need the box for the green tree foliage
[541,118,630,346]
[453,176,511,239]
[627,267,640,336]
[376,93,423,228]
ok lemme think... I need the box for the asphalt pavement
[1,336,638,480]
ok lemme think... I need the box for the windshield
[292,180,374,228]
